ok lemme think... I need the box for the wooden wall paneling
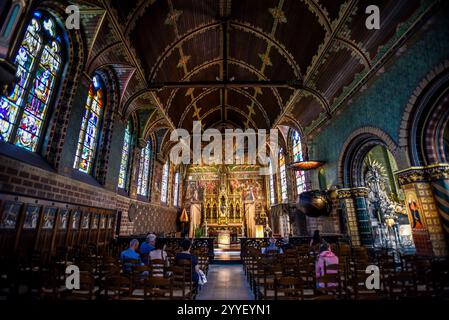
[17,204,43,260]
[0,200,22,260]
[55,208,70,250]
[79,211,90,247]
[35,207,57,262]
[68,210,81,249]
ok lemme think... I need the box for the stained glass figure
[292,130,306,195]
[173,172,180,207]
[73,75,104,174]
[118,121,132,189]
[279,148,288,203]
[161,161,169,203]
[137,140,152,197]
[0,13,63,151]
[269,159,276,205]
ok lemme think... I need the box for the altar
[186,164,269,239]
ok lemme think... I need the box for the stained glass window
[279,148,288,203]
[268,159,276,205]
[292,130,306,195]
[161,161,169,204]
[118,121,132,189]
[173,171,180,207]
[73,75,104,174]
[0,12,63,152]
[137,140,151,197]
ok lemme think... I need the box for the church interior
[0,0,449,302]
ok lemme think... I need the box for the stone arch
[400,60,449,166]
[338,127,399,188]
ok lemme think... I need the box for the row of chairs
[242,244,449,300]
[0,243,210,301]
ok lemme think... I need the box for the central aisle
[196,265,255,300]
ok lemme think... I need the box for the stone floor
[196,264,255,300]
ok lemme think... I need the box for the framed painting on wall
[43,208,57,230]
[23,205,40,229]
[81,212,90,229]
[0,202,21,229]
[71,211,81,230]
[59,209,69,230]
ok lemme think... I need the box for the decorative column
[396,165,448,257]
[128,143,143,200]
[352,188,374,247]
[337,189,361,247]
[337,188,373,247]
[428,165,449,243]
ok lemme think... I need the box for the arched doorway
[362,146,414,250]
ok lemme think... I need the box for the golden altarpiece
[185,164,268,241]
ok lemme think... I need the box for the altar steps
[213,244,242,264]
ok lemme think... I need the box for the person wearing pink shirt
[315,243,339,288]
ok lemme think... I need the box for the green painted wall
[310,10,449,187]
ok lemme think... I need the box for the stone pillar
[397,165,448,257]
[337,188,374,247]
[128,144,142,200]
[337,189,361,247]
[428,165,449,243]
[352,188,374,247]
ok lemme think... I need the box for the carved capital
[396,164,449,185]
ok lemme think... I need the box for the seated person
[281,236,294,251]
[140,233,156,261]
[149,238,169,277]
[310,230,323,256]
[261,237,284,254]
[120,239,143,272]
[175,239,199,284]
[315,243,339,288]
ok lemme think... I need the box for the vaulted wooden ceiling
[76,0,435,137]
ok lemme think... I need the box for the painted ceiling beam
[148,80,303,90]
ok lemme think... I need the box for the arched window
[137,140,152,197]
[161,161,169,204]
[268,159,276,205]
[73,75,105,174]
[279,148,288,203]
[0,12,64,152]
[173,171,180,207]
[1,3,21,40]
[292,130,306,195]
[118,121,133,190]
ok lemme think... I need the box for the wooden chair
[148,258,167,278]
[176,259,196,299]
[62,272,97,300]
[143,277,173,300]
[169,265,189,299]
[101,275,132,300]
[388,271,417,300]
[274,276,304,300]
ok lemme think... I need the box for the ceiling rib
[273,0,357,129]
[100,0,176,131]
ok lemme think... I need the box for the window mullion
[10,42,45,145]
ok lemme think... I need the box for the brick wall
[0,155,178,236]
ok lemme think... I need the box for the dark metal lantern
[296,190,332,218]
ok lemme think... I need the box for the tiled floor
[197,264,255,300]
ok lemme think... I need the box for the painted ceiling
[74,0,435,140]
